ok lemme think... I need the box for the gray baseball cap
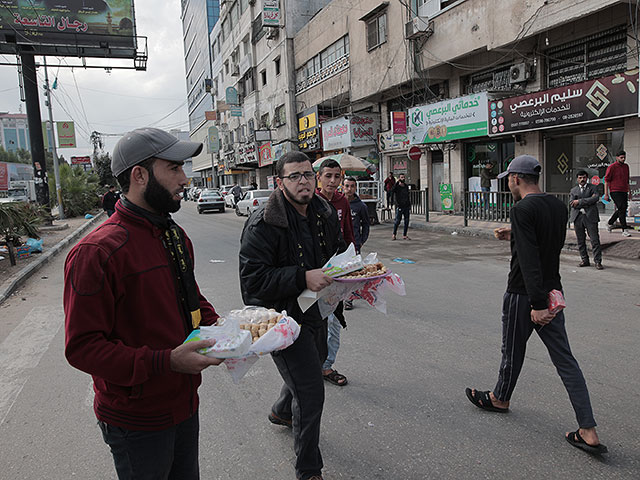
[497,155,541,179]
[111,128,203,177]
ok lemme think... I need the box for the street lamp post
[43,57,65,219]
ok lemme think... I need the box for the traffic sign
[407,146,422,161]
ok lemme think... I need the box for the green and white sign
[409,92,488,144]
[439,183,454,211]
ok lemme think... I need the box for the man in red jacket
[604,150,632,237]
[316,158,354,387]
[64,128,223,479]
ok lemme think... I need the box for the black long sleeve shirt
[507,193,567,310]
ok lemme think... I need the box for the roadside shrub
[59,163,101,217]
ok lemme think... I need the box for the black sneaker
[578,260,590,267]
[595,262,604,270]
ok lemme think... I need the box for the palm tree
[0,202,42,266]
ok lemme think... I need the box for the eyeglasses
[280,171,316,182]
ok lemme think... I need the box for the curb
[0,212,105,305]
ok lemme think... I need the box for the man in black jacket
[239,151,345,480]
[570,170,603,269]
[465,155,606,456]
[102,185,118,217]
[391,173,411,240]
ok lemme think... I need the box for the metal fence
[409,189,429,222]
[463,190,571,225]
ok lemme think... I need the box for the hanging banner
[259,142,273,167]
[208,126,220,154]
[56,121,76,148]
[391,111,407,134]
[297,107,320,151]
[262,0,280,27]
[489,71,639,135]
[409,92,488,144]
[225,86,239,105]
[439,183,454,211]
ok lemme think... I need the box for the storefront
[464,139,514,191]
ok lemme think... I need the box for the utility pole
[43,57,65,219]
[19,52,50,209]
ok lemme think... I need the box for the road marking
[0,306,63,425]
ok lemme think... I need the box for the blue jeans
[322,313,341,371]
[98,412,200,480]
[393,206,410,236]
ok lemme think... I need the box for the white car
[224,186,251,207]
[235,189,272,216]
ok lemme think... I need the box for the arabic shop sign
[259,142,273,167]
[237,143,257,164]
[272,141,292,163]
[56,121,76,148]
[207,126,220,154]
[378,130,410,152]
[321,114,379,150]
[409,92,488,144]
[262,0,280,27]
[489,71,639,135]
[0,1,136,51]
[297,107,320,151]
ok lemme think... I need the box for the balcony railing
[296,54,349,94]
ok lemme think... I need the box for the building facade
[0,113,30,153]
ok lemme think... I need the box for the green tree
[58,163,101,217]
[94,152,115,187]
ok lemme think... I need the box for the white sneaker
[622,230,631,237]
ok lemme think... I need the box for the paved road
[0,201,639,479]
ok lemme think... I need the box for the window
[240,0,248,15]
[366,13,386,51]
[260,113,270,128]
[261,69,267,86]
[274,57,281,76]
[211,41,217,61]
[225,60,229,74]
[216,35,221,54]
[274,104,286,126]
[248,118,255,136]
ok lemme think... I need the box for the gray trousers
[494,292,596,428]
[574,214,602,263]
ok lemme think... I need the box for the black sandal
[323,369,348,386]
[566,430,608,455]
[465,387,509,413]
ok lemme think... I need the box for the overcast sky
[0,0,189,159]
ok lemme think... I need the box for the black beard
[282,182,312,206]
[143,169,182,213]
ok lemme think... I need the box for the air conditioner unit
[405,16,432,40]
[266,27,279,40]
[509,63,530,84]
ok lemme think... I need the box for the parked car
[224,186,251,207]
[197,190,225,214]
[186,187,201,201]
[218,184,235,197]
[235,189,272,216]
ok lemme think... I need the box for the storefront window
[545,128,623,193]
[465,140,514,189]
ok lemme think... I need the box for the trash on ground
[451,231,458,235]
[392,258,415,264]
[85,214,94,219]
[16,245,30,259]
[209,259,225,263]
[26,238,43,253]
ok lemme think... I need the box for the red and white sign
[0,162,8,191]
[591,175,601,186]
[259,142,273,167]
[71,156,92,165]
[407,146,422,161]
[391,111,407,135]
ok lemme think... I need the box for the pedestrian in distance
[239,151,346,480]
[480,161,497,211]
[64,128,224,480]
[604,150,632,236]
[391,173,411,240]
[342,176,370,311]
[315,159,354,387]
[384,171,396,208]
[466,155,607,456]
[570,170,603,269]
[102,184,119,217]
[231,183,243,205]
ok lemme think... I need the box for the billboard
[409,92,488,144]
[57,121,76,148]
[489,72,639,135]
[70,156,91,165]
[0,1,137,58]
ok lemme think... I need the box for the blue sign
[225,86,239,105]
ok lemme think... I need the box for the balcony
[296,54,349,95]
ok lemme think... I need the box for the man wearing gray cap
[64,128,223,479]
[465,155,607,455]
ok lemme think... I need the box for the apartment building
[207,0,330,188]
[181,0,220,187]
[0,113,30,153]
[295,0,640,216]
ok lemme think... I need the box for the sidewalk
[0,212,105,305]
[379,208,640,260]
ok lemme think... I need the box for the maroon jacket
[604,161,630,193]
[316,189,355,247]
[64,201,218,431]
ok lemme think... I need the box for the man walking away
[604,150,631,236]
[465,155,607,456]
[570,170,603,269]
[64,128,223,479]
[343,176,370,311]
[384,172,396,208]
[480,161,497,212]
[391,173,411,240]
[239,151,346,480]
[102,184,118,217]
[316,159,354,388]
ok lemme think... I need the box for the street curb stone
[0,212,105,305]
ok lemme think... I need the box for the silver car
[197,190,225,214]
[235,189,272,216]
